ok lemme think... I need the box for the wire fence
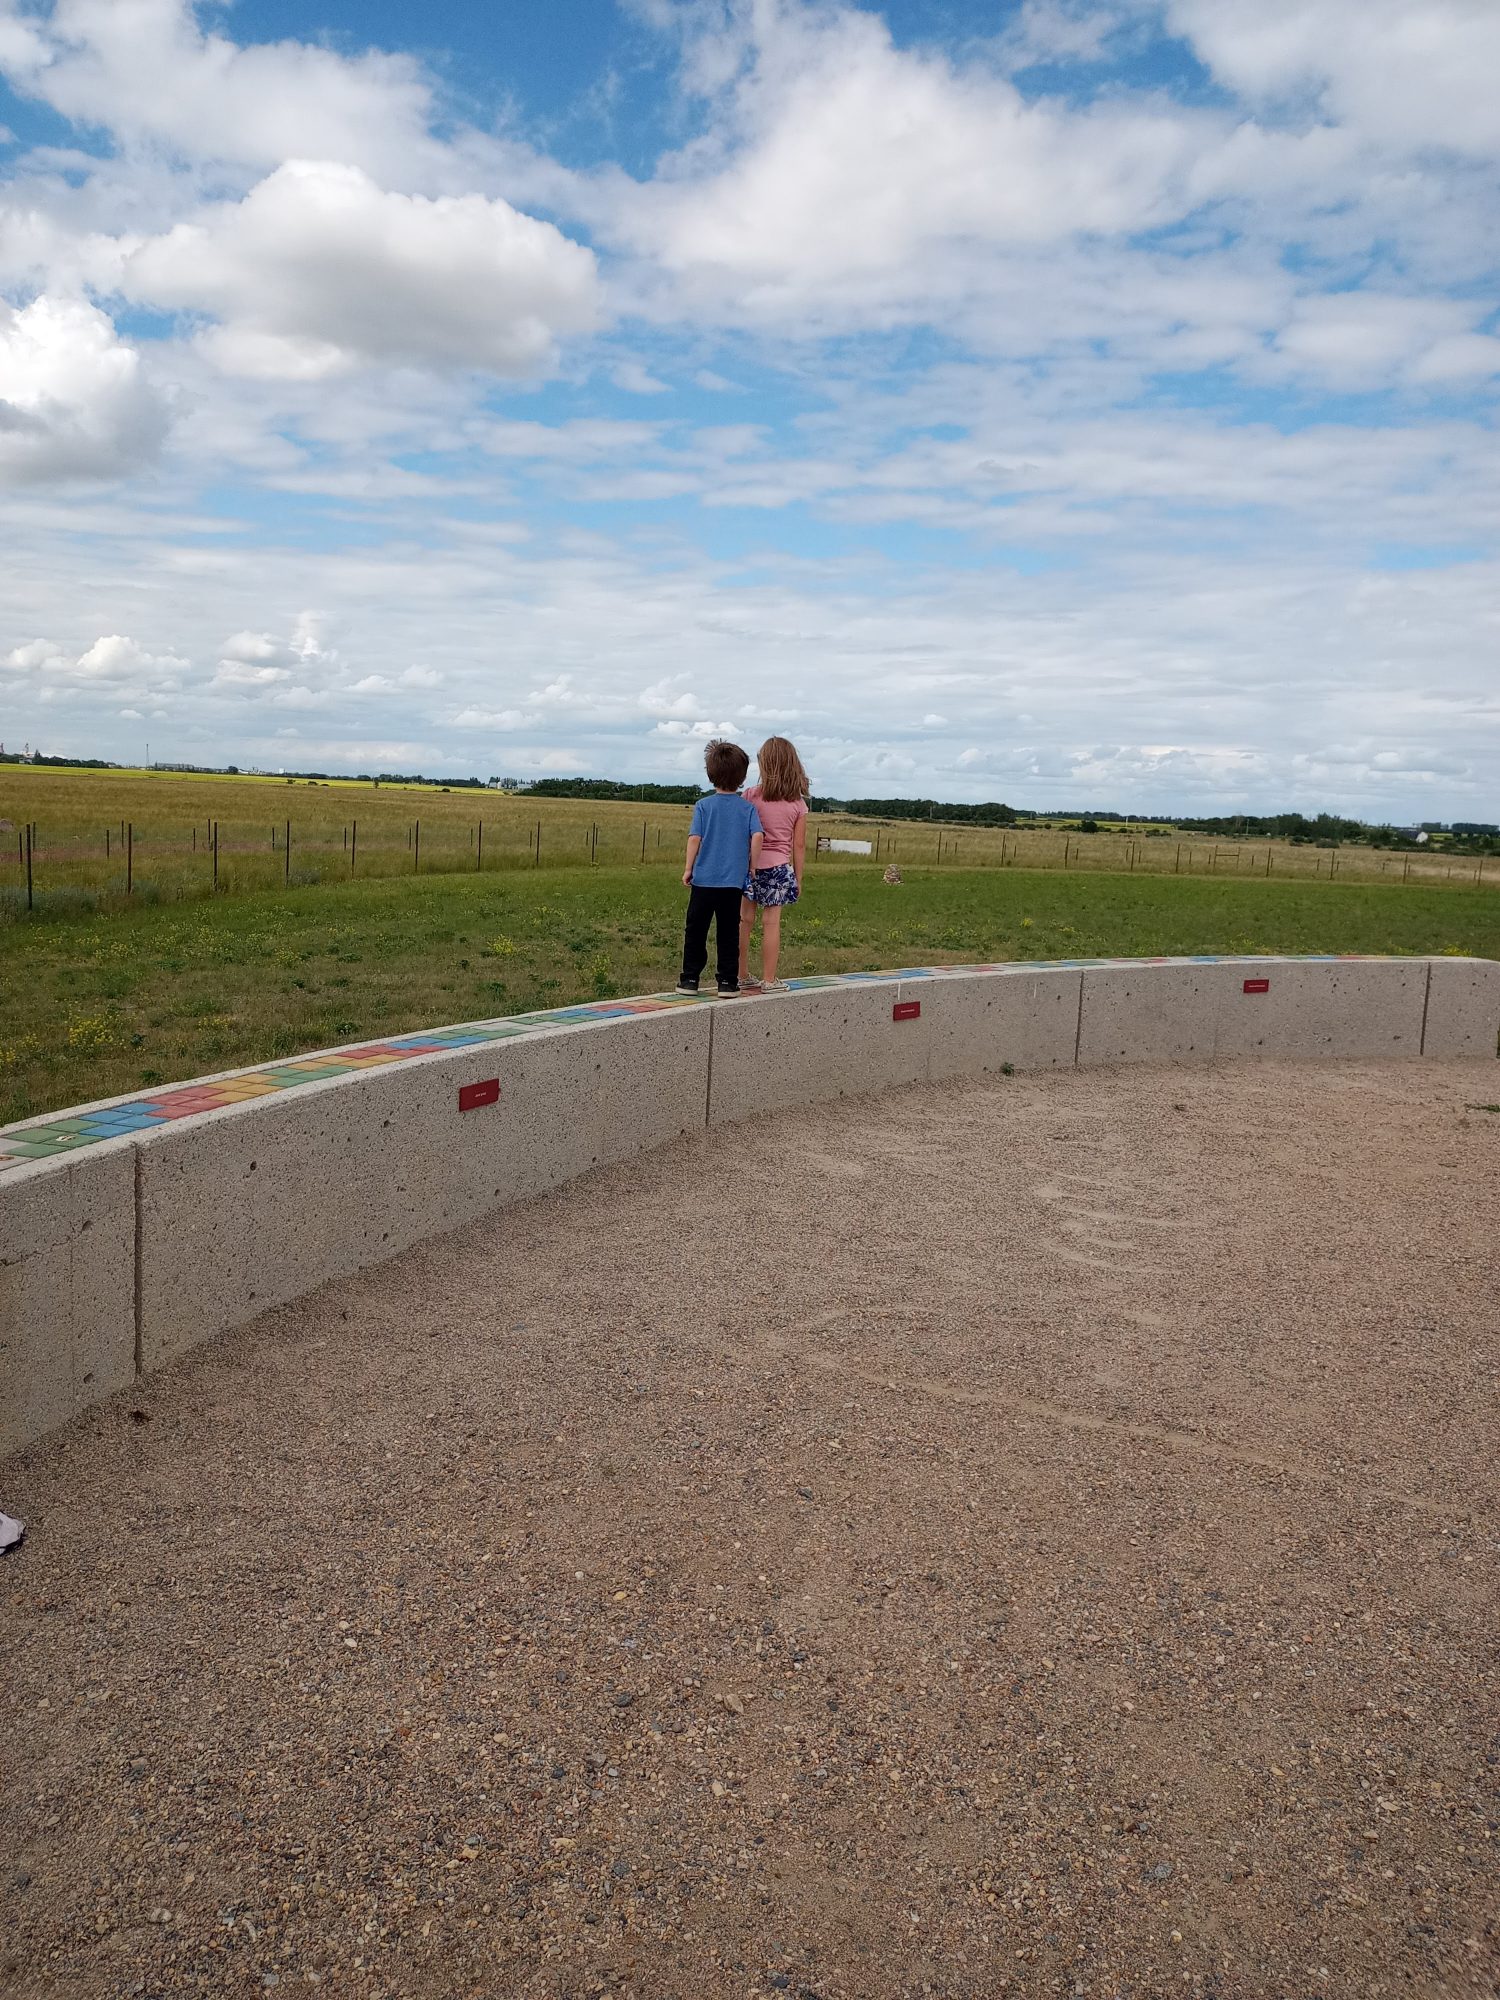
[0,804,1492,921]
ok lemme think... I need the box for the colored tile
[5,1130,90,1154]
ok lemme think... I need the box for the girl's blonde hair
[756,735,809,803]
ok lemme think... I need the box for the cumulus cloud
[0,294,168,482]
[220,629,300,670]
[1166,0,1500,160]
[5,631,186,694]
[124,160,601,380]
[0,0,440,178]
[639,675,703,718]
[607,4,1201,314]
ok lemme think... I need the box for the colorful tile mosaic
[0,955,1407,1180]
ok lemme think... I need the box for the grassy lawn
[1,863,1495,1123]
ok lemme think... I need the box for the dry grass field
[1,766,1487,923]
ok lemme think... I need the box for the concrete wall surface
[2,956,1496,1461]
[0,1146,136,1458]
[706,980,931,1127]
[1215,957,1429,1061]
[1421,957,1500,1059]
[1077,963,1225,1067]
[904,967,1082,1082]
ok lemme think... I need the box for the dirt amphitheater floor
[3,1059,1499,2000]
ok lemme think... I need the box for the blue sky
[0,0,1497,815]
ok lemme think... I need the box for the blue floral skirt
[743,862,800,907]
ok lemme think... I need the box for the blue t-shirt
[689,790,762,888]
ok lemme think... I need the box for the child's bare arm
[792,814,806,885]
[749,829,764,872]
[683,833,701,887]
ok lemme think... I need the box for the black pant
[681,884,742,985]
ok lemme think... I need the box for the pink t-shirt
[745,786,807,869]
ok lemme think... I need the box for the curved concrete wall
[2,954,1496,1460]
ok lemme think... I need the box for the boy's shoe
[675,976,699,994]
[715,978,740,995]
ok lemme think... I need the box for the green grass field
[2,861,1495,1125]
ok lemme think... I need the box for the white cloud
[5,629,186,693]
[639,675,703,718]
[652,716,737,739]
[451,705,525,729]
[0,293,168,482]
[612,358,670,395]
[1166,0,1500,160]
[5,636,63,671]
[124,160,601,380]
[606,5,1200,317]
[1,0,440,178]
[922,713,948,727]
[220,629,299,669]
[1410,334,1500,384]
[212,660,291,689]
[1268,293,1479,385]
[215,616,338,688]
[398,663,442,688]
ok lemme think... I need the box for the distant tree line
[524,776,704,805]
[811,796,1029,826]
[4,750,1493,847]
[0,749,116,769]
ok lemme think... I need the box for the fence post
[414,819,420,874]
[641,819,647,863]
[591,822,597,865]
[1265,846,1272,876]
[1064,838,1070,868]
[25,821,33,911]
[213,819,219,891]
[193,825,197,852]
[477,820,484,872]
[535,819,541,867]
[106,826,110,859]
[351,819,357,874]
[127,822,133,895]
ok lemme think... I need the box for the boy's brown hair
[704,739,749,789]
[756,735,809,803]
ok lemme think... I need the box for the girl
[739,736,809,990]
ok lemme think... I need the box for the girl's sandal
[740,975,764,991]
[760,978,787,991]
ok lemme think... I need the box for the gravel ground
[2,1058,1498,2000]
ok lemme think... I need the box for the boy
[678,741,763,994]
